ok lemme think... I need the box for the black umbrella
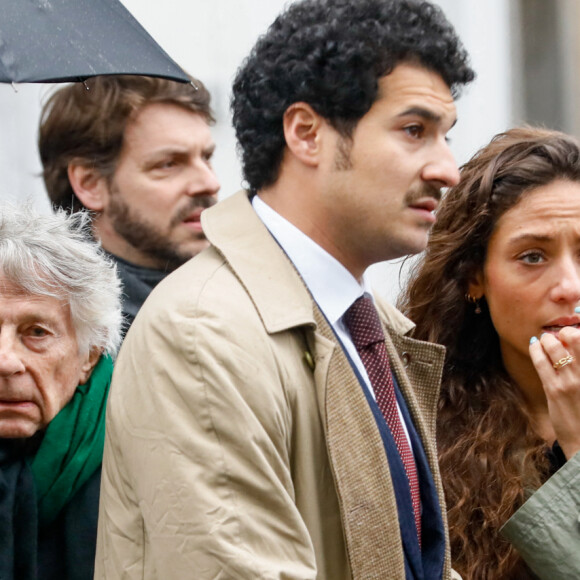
[0,0,190,84]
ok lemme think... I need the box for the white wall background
[0,0,515,301]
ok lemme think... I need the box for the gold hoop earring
[465,293,482,314]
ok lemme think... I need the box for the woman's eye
[519,252,544,264]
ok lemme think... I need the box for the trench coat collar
[201,190,416,337]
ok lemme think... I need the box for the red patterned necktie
[343,295,421,543]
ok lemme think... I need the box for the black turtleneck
[107,253,169,336]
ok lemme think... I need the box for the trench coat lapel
[382,314,450,579]
[384,330,444,469]
[309,303,448,580]
[202,192,315,334]
[310,305,406,579]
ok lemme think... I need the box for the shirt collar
[252,195,372,325]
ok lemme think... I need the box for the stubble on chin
[107,196,211,270]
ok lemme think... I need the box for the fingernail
[575,306,580,314]
[530,336,538,344]
[540,332,547,339]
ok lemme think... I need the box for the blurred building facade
[0,0,577,299]
[514,0,580,135]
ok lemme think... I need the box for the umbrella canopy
[0,0,190,84]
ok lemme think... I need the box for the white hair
[0,204,122,355]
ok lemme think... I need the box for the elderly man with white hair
[0,205,122,580]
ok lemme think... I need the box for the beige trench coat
[95,191,453,579]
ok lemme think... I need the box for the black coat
[38,467,101,580]
[0,439,101,580]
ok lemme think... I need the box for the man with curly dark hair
[96,1,475,578]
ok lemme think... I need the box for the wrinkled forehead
[0,270,68,305]
[118,103,215,164]
[0,273,36,296]
[0,281,77,341]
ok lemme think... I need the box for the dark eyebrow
[144,147,188,159]
[508,233,553,245]
[397,106,457,129]
[141,150,187,170]
[141,142,217,169]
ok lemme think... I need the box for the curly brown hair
[399,126,580,579]
[39,74,214,213]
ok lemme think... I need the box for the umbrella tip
[190,80,198,91]
[10,82,18,94]
[83,81,90,91]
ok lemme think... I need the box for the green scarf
[30,354,113,527]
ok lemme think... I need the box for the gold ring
[553,354,575,370]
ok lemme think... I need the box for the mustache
[171,195,217,225]
[404,184,442,205]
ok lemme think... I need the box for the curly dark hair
[39,74,214,213]
[231,0,474,193]
[399,126,580,579]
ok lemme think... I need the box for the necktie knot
[343,295,385,347]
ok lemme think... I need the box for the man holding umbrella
[38,75,221,334]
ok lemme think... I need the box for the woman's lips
[542,317,580,333]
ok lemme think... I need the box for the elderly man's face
[0,278,96,438]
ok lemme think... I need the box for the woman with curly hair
[399,126,580,580]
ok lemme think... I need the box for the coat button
[401,352,411,366]
[304,351,315,370]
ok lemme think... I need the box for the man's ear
[78,347,103,385]
[67,162,109,212]
[283,102,324,167]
